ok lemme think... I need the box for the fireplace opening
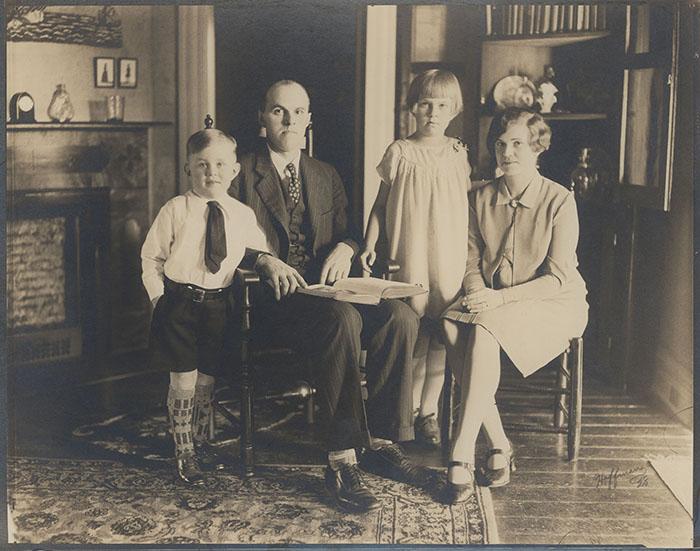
[7,189,110,367]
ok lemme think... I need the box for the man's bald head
[260,80,310,112]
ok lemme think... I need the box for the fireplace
[7,189,110,366]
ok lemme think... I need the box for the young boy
[142,127,268,484]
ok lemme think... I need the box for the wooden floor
[8,355,694,547]
[488,369,693,546]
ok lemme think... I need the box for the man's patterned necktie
[286,162,301,204]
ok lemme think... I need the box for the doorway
[215,1,360,204]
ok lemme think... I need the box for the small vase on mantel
[47,84,75,123]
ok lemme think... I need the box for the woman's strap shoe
[480,444,516,488]
[445,461,474,505]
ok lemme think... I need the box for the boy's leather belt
[164,278,229,303]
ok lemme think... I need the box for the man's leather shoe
[360,443,428,487]
[195,441,228,471]
[176,454,205,485]
[324,463,382,512]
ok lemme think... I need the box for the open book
[298,277,427,305]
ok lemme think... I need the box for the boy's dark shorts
[149,281,237,376]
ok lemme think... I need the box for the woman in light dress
[441,107,588,504]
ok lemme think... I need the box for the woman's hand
[461,288,505,313]
[359,248,376,274]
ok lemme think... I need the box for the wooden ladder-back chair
[440,336,583,462]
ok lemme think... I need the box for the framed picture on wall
[94,57,115,88]
[118,58,137,88]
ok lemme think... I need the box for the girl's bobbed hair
[406,69,463,114]
[486,107,551,158]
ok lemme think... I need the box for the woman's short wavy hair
[486,107,551,158]
[406,69,463,114]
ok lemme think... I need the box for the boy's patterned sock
[192,382,215,444]
[167,386,196,458]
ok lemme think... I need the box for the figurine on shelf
[536,65,558,114]
[569,147,598,200]
[47,84,74,123]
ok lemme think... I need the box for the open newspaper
[298,277,426,305]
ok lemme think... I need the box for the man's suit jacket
[229,146,360,282]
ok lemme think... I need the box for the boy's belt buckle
[191,288,206,303]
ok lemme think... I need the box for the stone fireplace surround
[7,122,168,367]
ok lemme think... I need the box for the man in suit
[230,80,423,512]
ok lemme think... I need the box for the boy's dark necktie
[286,162,301,204]
[205,201,227,273]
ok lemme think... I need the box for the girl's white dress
[377,137,471,319]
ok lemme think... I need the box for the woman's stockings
[443,323,504,482]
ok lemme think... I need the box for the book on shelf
[297,277,427,305]
[551,4,560,33]
[566,4,575,32]
[542,5,551,34]
[485,4,492,35]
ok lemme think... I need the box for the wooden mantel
[7,121,173,130]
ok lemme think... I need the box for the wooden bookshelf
[483,31,610,48]
[542,112,608,121]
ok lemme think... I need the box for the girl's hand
[359,249,376,274]
[461,288,504,313]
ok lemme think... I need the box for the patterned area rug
[70,396,325,465]
[8,456,498,544]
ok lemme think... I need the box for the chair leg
[240,365,255,477]
[239,285,255,477]
[555,349,569,429]
[305,393,315,425]
[440,365,453,461]
[208,402,216,441]
[567,337,583,461]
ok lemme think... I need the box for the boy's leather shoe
[194,441,228,471]
[176,454,205,485]
[360,443,429,487]
[324,463,382,512]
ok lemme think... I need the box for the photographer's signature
[594,466,649,489]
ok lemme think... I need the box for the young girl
[360,69,471,449]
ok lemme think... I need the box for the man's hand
[255,254,307,300]
[461,288,504,313]
[320,242,354,285]
[359,248,376,274]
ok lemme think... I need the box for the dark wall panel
[215,0,358,194]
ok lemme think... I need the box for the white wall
[6,6,171,122]
[363,6,397,229]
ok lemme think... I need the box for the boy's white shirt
[141,190,269,301]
